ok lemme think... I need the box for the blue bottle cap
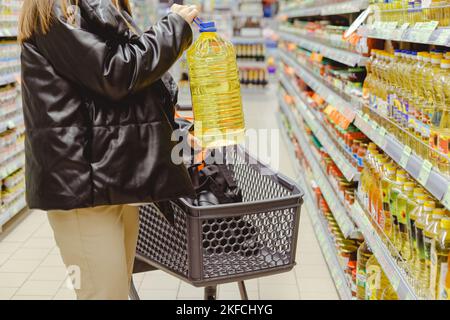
[199,21,217,32]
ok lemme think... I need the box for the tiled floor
[0,86,339,300]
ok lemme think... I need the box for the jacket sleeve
[34,4,193,101]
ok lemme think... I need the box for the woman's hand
[170,4,199,24]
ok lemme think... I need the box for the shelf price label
[417,160,433,185]
[441,184,450,209]
[399,146,412,168]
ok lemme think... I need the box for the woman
[19,0,198,299]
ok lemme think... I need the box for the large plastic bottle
[430,217,450,299]
[415,200,436,279]
[356,241,373,300]
[187,21,245,148]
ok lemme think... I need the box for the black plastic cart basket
[130,146,304,300]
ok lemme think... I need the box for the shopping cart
[130,146,303,300]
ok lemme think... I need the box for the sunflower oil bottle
[397,181,415,260]
[372,154,389,222]
[389,170,407,249]
[356,241,373,300]
[187,21,245,148]
[381,282,399,300]
[381,163,397,234]
[422,208,446,294]
[415,52,432,156]
[408,191,428,270]
[430,217,450,299]
[415,200,436,279]
[365,255,390,300]
[429,60,450,166]
[432,59,450,175]
[420,53,443,157]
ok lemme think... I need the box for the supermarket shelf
[231,36,266,44]
[358,25,450,47]
[278,95,357,237]
[353,110,450,210]
[278,49,357,122]
[279,73,360,182]
[278,28,368,67]
[237,60,267,68]
[280,0,368,18]
[278,115,353,300]
[0,72,19,87]
[0,29,18,38]
[0,194,27,230]
[350,200,420,300]
[0,153,25,181]
[232,11,264,18]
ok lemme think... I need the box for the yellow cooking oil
[389,170,407,249]
[429,56,447,167]
[415,200,437,281]
[356,241,373,300]
[415,52,432,157]
[187,22,245,148]
[365,255,390,300]
[398,181,415,261]
[381,163,397,235]
[408,190,428,270]
[432,59,450,175]
[422,208,446,295]
[421,53,443,159]
[430,217,450,299]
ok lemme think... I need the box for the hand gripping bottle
[187,19,245,148]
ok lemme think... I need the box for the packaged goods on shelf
[0,0,21,36]
[236,43,266,61]
[357,141,450,298]
[233,15,263,37]
[279,40,367,98]
[239,66,268,87]
[362,49,450,176]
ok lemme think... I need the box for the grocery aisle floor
[0,84,338,300]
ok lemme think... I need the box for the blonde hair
[18,0,132,43]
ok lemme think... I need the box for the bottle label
[438,262,449,300]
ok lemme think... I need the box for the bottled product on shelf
[236,43,266,61]
[239,67,268,87]
[373,0,450,27]
[187,21,245,148]
[0,0,21,35]
[363,49,450,175]
[429,218,450,299]
[358,142,450,297]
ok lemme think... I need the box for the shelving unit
[278,94,357,237]
[278,48,357,122]
[358,25,450,47]
[276,0,450,300]
[279,73,360,182]
[278,112,353,300]
[278,26,368,67]
[0,0,27,231]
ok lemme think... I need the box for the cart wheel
[238,281,249,300]
[129,276,140,300]
[204,286,217,300]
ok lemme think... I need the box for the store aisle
[0,85,338,300]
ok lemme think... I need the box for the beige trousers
[47,205,140,300]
